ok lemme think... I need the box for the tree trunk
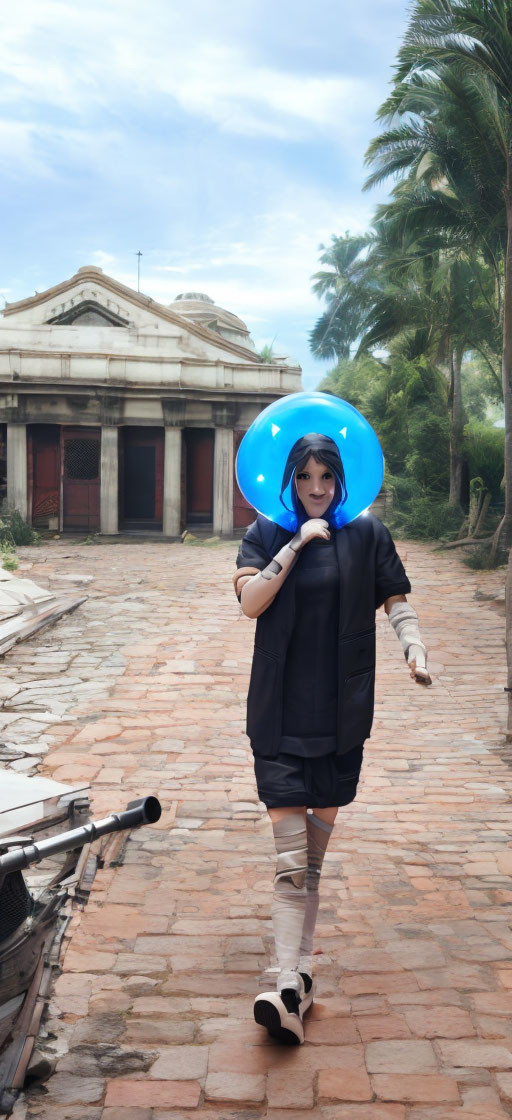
[474,491,491,536]
[494,182,512,742]
[506,545,512,739]
[467,478,486,537]
[448,343,466,507]
[490,192,512,563]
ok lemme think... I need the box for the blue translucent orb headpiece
[235,391,384,531]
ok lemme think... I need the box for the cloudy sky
[0,0,409,387]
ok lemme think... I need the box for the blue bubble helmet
[235,391,384,531]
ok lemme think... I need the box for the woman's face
[294,455,335,520]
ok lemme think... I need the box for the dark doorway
[120,428,163,530]
[184,429,214,525]
[125,445,155,519]
[62,428,100,531]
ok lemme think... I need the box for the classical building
[0,266,302,536]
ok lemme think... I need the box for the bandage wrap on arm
[260,558,283,580]
[388,602,427,671]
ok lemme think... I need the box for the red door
[185,429,213,525]
[29,426,60,528]
[233,430,255,528]
[62,428,101,531]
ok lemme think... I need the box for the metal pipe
[0,796,161,880]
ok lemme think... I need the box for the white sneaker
[253,983,305,1044]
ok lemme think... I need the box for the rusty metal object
[0,794,162,1112]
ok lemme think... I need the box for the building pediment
[2,266,263,363]
[46,300,130,327]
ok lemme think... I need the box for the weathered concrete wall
[163,427,182,538]
[0,345,300,396]
[6,423,27,518]
[213,427,234,536]
[100,427,119,535]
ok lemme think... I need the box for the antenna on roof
[135,250,142,293]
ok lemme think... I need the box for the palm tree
[364,0,512,734]
[364,0,512,558]
[309,233,370,359]
[310,212,499,505]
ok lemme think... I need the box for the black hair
[279,433,348,526]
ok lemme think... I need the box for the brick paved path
[4,537,512,1119]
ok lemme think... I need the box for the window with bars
[64,438,100,480]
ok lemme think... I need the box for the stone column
[100,426,119,535]
[163,427,182,537]
[7,424,28,519]
[213,427,233,536]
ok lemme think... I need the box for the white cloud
[0,121,55,178]
[91,250,117,268]
[147,43,374,140]
[91,184,377,367]
[0,116,125,182]
[0,2,379,141]
[0,0,402,377]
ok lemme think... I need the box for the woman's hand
[293,518,330,550]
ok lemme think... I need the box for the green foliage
[319,344,506,540]
[386,481,463,541]
[311,0,512,545]
[462,355,502,412]
[0,537,18,571]
[357,0,512,547]
[1,552,18,572]
[464,421,504,502]
[320,351,462,539]
[182,532,222,546]
[320,351,450,490]
[258,344,275,363]
[0,505,40,547]
[310,233,371,359]
[461,544,503,570]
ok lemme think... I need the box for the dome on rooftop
[174,292,214,304]
[171,292,254,350]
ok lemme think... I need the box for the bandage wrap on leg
[270,811,308,994]
[298,811,334,979]
[388,602,427,671]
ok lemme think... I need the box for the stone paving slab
[2,537,511,1118]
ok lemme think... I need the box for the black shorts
[253,742,365,809]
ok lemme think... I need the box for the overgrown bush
[464,421,504,502]
[386,489,463,540]
[1,551,18,571]
[318,352,504,542]
[0,505,40,547]
[320,352,450,485]
[461,543,503,570]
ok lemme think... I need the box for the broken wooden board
[0,597,86,657]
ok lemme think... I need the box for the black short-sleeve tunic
[253,532,365,806]
[236,514,411,808]
[280,534,339,757]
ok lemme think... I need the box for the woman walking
[233,433,431,1045]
